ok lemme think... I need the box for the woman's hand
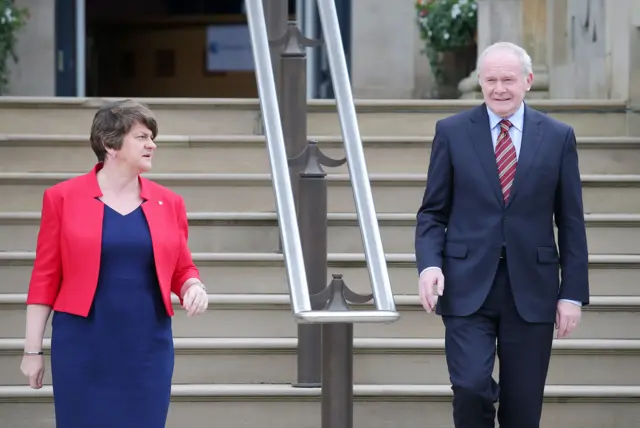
[21,354,45,389]
[182,282,208,317]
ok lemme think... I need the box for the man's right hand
[418,268,445,313]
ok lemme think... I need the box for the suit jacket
[414,103,589,323]
[26,163,200,317]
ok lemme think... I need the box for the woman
[20,99,209,427]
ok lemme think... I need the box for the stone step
[0,173,638,213]
[1,338,639,386]
[0,252,637,297]
[2,212,640,254]
[0,97,628,137]
[1,134,639,175]
[0,384,639,428]
[0,294,638,340]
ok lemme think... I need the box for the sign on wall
[205,25,255,72]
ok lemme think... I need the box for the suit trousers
[442,257,555,428]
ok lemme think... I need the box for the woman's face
[107,122,157,173]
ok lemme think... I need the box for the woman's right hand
[20,354,45,389]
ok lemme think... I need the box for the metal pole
[322,322,353,428]
[304,0,318,99]
[294,155,324,387]
[75,0,86,97]
[315,274,373,428]
[278,23,321,214]
[289,140,345,387]
[280,23,307,213]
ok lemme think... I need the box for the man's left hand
[555,300,581,339]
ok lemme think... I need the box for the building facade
[6,0,640,102]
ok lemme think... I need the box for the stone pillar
[351,0,436,99]
[8,0,55,96]
[628,0,640,135]
[458,0,550,99]
[545,0,639,104]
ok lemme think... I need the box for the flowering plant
[0,1,29,94]
[415,0,477,83]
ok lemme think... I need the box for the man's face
[478,50,533,117]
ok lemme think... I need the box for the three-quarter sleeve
[26,189,63,306]
[170,195,200,297]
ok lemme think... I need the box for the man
[414,42,589,428]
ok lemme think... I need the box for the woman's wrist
[190,281,205,291]
[180,278,205,298]
[24,339,43,354]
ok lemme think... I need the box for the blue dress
[51,203,174,428]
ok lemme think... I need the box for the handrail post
[274,22,321,217]
[314,274,374,428]
[289,140,346,387]
[280,23,306,213]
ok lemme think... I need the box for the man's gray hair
[476,42,533,77]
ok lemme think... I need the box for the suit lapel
[506,106,543,208]
[468,106,504,206]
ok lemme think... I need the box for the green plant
[0,0,29,94]
[415,0,477,84]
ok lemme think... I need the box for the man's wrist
[559,298,582,307]
[420,267,442,277]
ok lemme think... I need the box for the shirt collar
[486,102,525,132]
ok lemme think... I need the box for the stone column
[8,0,55,96]
[351,0,436,98]
[628,0,640,135]
[545,0,639,104]
[458,0,550,99]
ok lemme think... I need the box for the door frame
[55,0,86,96]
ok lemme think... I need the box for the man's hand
[555,300,582,338]
[418,268,445,313]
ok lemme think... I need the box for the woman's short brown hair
[89,99,158,162]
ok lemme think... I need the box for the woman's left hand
[182,283,209,317]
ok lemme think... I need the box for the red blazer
[26,163,200,317]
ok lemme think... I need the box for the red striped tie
[496,119,517,203]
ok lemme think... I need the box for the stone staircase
[0,97,639,427]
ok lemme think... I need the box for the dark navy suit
[414,103,589,427]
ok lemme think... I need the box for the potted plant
[0,0,29,95]
[415,0,478,98]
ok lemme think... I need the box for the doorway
[55,0,354,99]
[56,0,297,98]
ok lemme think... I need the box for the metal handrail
[245,0,398,324]
[315,1,396,314]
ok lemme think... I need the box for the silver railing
[246,0,398,324]
[246,1,400,427]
